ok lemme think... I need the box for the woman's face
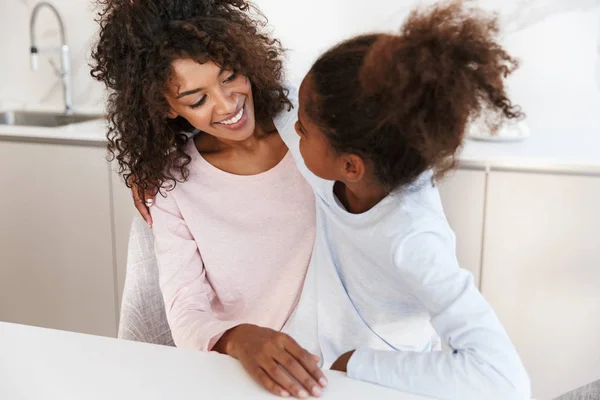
[164,59,256,141]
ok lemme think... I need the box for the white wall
[0,0,105,113]
[254,0,600,87]
[256,0,600,142]
[0,0,598,115]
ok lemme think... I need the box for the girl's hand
[215,324,327,398]
[130,180,155,228]
[330,350,356,372]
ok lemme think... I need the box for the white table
[0,322,429,400]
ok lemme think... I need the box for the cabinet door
[482,171,600,400]
[437,168,487,287]
[0,141,117,337]
[110,164,136,312]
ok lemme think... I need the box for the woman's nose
[214,89,237,115]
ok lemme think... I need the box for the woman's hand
[215,324,327,398]
[130,180,156,228]
[330,350,356,373]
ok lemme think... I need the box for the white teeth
[219,107,244,125]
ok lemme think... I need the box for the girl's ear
[341,154,366,183]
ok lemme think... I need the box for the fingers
[144,189,156,206]
[233,326,326,398]
[131,185,155,228]
[283,337,328,388]
[272,352,322,398]
[263,359,311,399]
[133,197,153,228]
[251,367,290,398]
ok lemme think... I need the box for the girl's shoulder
[385,173,454,241]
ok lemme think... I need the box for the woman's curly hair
[307,0,523,191]
[91,0,291,196]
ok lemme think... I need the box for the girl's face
[164,59,256,142]
[295,74,350,182]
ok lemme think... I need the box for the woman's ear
[341,154,366,183]
[166,108,178,119]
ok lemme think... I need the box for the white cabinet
[0,141,117,337]
[482,170,600,400]
[437,168,487,287]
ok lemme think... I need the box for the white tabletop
[0,322,430,400]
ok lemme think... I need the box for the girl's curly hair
[90,0,291,196]
[307,0,523,191]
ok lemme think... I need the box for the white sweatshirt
[280,88,531,400]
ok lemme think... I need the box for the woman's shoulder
[156,138,202,192]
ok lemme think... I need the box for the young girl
[281,1,530,399]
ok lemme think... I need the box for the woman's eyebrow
[176,67,228,98]
[176,88,202,99]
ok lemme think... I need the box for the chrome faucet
[29,2,73,115]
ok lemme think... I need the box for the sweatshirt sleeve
[346,230,531,400]
[150,193,242,351]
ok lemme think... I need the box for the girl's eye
[224,73,237,84]
[190,95,207,109]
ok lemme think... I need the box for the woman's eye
[190,96,207,109]
[224,73,237,83]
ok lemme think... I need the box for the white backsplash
[0,0,105,113]
[0,0,599,114]
[255,0,600,82]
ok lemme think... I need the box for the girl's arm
[344,230,531,400]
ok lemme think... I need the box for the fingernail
[319,377,328,387]
[311,386,322,396]
[147,222,152,229]
[145,199,154,207]
[298,390,308,398]
[281,390,290,397]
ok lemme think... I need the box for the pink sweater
[151,136,316,351]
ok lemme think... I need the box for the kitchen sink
[0,110,103,128]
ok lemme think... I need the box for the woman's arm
[341,230,531,400]
[151,195,239,350]
[151,194,326,398]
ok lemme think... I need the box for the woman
[91,1,326,398]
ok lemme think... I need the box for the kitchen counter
[459,134,600,175]
[0,118,108,147]
[1,112,599,174]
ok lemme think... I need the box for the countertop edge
[458,159,600,177]
[0,133,107,148]
[3,133,600,177]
